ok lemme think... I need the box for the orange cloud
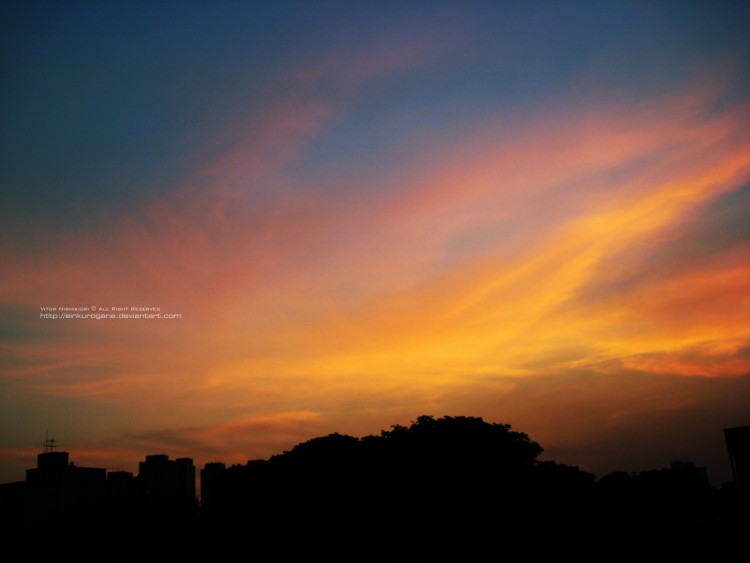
[1,67,749,490]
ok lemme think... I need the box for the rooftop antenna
[43,431,56,453]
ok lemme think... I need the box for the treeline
[201,416,744,559]
[6,415,748,559]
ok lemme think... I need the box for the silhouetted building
[670,460,709,484]
[139,454,171,499]
[175,458,195,501]
[107,470,136,503]
[200,462,226,509]
[0,481,25,538]
[24,450,106,533]
[138,454,195,502]
[724,425,750,488]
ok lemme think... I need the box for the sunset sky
[1,1,749,486]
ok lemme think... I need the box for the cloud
[1,38,749,490]
[122,410,326,464]
[2,69,748,405]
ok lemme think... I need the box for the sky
[1,0,749,487]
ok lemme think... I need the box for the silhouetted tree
[6,415,744,559]
[205,415,598,560]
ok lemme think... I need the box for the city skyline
[2,418,744,491]
[11,419,749,497]
[7,416,743,555]
[1,2,749,487]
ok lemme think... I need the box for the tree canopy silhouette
[5,415,739,559]
[209,415,597,560]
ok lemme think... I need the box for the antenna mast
[43,431,57,453]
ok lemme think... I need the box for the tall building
[175,458,196,501]
[24,448,106,533]
[138,454,195,502]
[200,462,226,511]
[724,425,750,488]
[106,470,136,503]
